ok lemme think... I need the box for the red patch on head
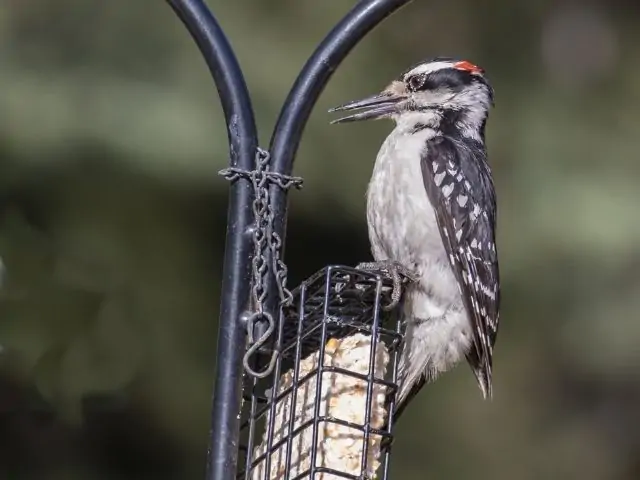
[454,60,484,75]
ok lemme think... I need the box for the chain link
[219,147,303,378]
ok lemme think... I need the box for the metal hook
[242,311,279,378]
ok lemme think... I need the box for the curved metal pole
[166,1,258,480]
[268,0,414,250]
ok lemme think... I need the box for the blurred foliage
[0,0,640,479]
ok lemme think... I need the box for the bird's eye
[407,74,426,91]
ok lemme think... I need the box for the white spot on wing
[442,183,454,198]
[457,194,468,207]
[471,296,480,313]
[471,203,482,220]
[480,282,496,300]
[434,171,446,186]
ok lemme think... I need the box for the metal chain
[219,147,303,378]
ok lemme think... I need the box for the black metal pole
[166,1,258,480]
[268,0,414,253]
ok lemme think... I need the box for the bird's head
[330,57,494,136]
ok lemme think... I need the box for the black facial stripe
[405,104,438,113]
[405,106,488,141]
[407,68,478,93]
[428,69,471,90]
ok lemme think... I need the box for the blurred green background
[1,0,640,479]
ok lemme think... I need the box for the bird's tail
[466,351,493,399]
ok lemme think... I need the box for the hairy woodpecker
[329,58,500,416]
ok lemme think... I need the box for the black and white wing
[420,135,500,397]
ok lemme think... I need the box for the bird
[329,57,500,419]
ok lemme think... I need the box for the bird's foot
[356,260,417,311]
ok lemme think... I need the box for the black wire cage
[238,266,406,480]
[165,0,416,479]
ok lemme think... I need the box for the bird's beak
[329,91,405,124]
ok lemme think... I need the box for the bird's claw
[356,260,417,311]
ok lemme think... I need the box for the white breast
[366,126,461,307]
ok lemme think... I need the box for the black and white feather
[420,135,499,398]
